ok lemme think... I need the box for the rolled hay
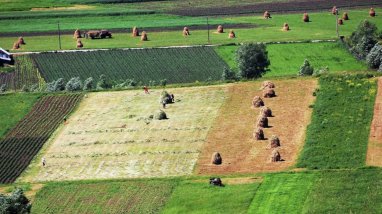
[76,39,83,48]
[73,29,82,39]
[228,30,236,38]
[332,6,337,15]
[253,127,265,140]
[370,8,376,17]
[211,152,222,165]
[257,115,268,128]
[270,149,281,162]
[263,88,276,98]
[160,90,173,104]
[303,12,309,22]
[264,11,271,19]
[338,19,343,25]
[252,96,264,108]
[132,26,139,37]
[154,110,167,120]
[141,31,148,41]
[183,27,190,36]
[217,25,224,33]
[260,106,272,117]
[17,37,25,45]
[282,23,290,31]
[342,12,349,20]
[261,81,275,89]
[270,135,280,148]
[12,42,20,50]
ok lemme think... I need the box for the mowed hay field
[21,86,228,182]
[196,79,317,174]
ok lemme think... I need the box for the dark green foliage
[65,77,82,91]
[366,44,382,71]
[0,188,31,214]
[297,74,377,169]
[298,59,314,76]
[0,84,6,93]
[160,79,167,87]
[349,20,378,59]
[46,78,65,92]
[83,77,94,90]
[97,74,112,89]
[221,66,236,81]
[236,43,270,79]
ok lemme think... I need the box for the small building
[0,48,13,65]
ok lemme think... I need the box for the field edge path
[367,77,382,166]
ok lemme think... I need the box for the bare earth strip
[196,79,317,175]
[21,86,228,182]
[367,77,382,166]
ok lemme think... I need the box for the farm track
[169,0,382,16]
[367,77,382,166]
[0,94,82,183]
[0,23,258,37]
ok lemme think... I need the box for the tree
[65,77,82,92]
[349,20,378,59]
[221,67,236,81]
[236,43,270,79]
[298,59,314,76]
[83,77,94,91]
[97,74,112,89]
[366,44,382,72]
[0,188,31,214]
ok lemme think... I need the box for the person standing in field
[42,157,46,167]
[143,86,150,94]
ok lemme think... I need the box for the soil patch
[195,79,317,175]
[367,77,382,166]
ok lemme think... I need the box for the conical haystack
[257,115,268,128]
[17,37,25,45]
[252,96,264,108]
[183,27,190,36]
[303,12,309,22]
[228,30,235,38]
[342,12,349,20]
[76,39,83,48]
[263,88,276,98]
[338,19,343,25]
[262,81,275,89]
[253,127,265,140]
[132,26,139,37]
[271,149,281,162]
[270,135,280,148]
[73,29,82,39]
[332,6,337,15]
[369,8,376,17]
[282,23,290,31]
[260,106,272,117]
[211,152,222,165]
[217,25,224,33]
[141,31,148,41]
[12,42,20,50]
[264,11,271,19]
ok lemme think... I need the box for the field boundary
[367,77,382,166]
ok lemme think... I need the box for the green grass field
[297,74,377,169]
[215,42,368,77]
[0,93,42,139]
[31,179,176,213]
[1,9,381,52]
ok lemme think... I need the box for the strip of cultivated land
[367,77,382,166]
[21,86,228,182]
[196,79,317,175]
[297,74,377,169]
[0,94,83,183]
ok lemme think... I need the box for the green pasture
[215,42,367,77]
[0,93,42,139]
[297,74,377,169]
[1,9,381,52]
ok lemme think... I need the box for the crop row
[0,94,82,183]
[32,46,228,84]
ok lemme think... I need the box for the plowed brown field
[367,77,382,166]
[195,79,317,175]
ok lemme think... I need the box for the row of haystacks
[252,81,282,162]
[12,37,26,50]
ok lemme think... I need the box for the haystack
[271,149,281,162]
[211,152,222,165]
[263,88,276,98]
[253,127,265,140]
[12,42,20,50]
[332,6,337,15]
[252,96,264,108]
[160,91,173,104]
[342,12,349,20]
[370,8,376,17]
[76,39,83,48]
[132,26,139,37]
[303,12,309,22]
[228,30,236,38]
[261,81,275,89]
[141,31,148,41]
[260,106,272,117]
[154,110,167,120]
[73,29,82,39]
[282,23,290,31]
[183,27,190,36]
[338,19,343,25]
[270,135,280,148]
[217,25,224,33]
[17,37,25,45]
[264,11,271,19]
[257,115,268,128]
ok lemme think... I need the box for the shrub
[83,77,94,90]
[46,78,65,92]
[313,66,329,77]
[0,188,31,214]
[366,44,382,71]
[348,20,378,59]
[298,59,314,76]
[236,43,270,79]
[160,79,167,87]
[221,66,236,81]
[21,85,29,92]
[0,84,6,93]
[97,74,112,89]
[66,77,83,92]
